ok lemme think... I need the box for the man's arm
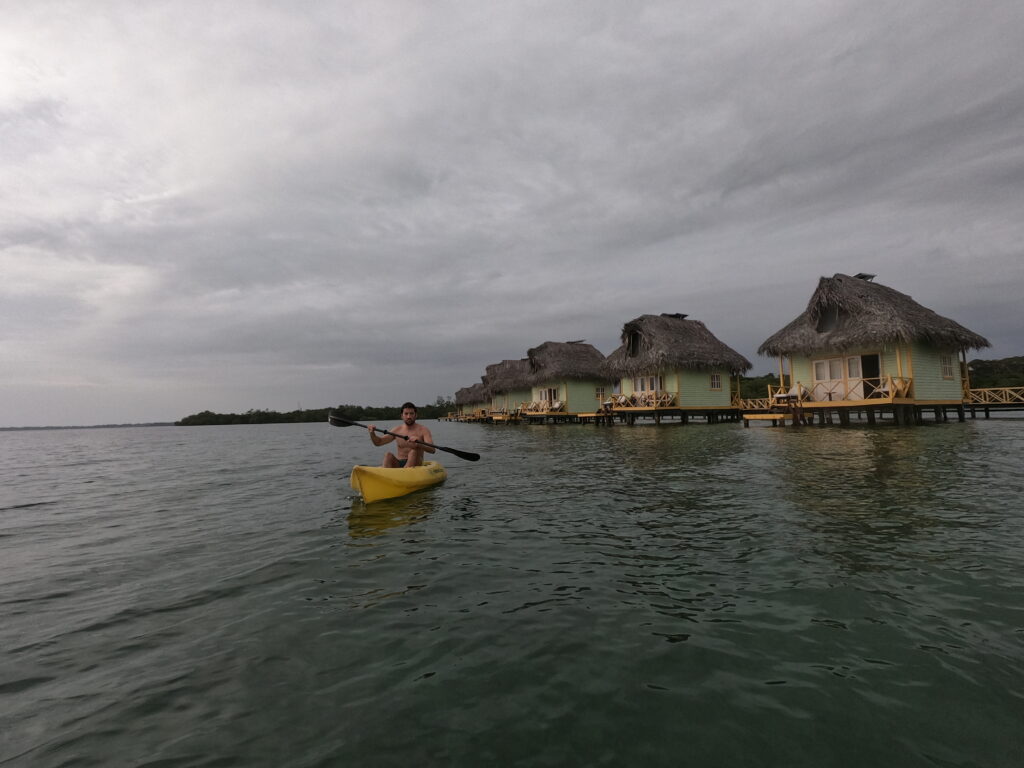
[414,427,436,453]
[367,425,395,446]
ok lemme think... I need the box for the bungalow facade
[525,341,608,416]
[485,359,533,417]
[602,313,752,413]
[757,273,990,419]
[454,381,489,420]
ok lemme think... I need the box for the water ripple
[2,421,1023,766]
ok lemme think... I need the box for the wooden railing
[607,391,677,408]
[522,401,565,413]
[965,387,1024,405]
[762,376,913,405]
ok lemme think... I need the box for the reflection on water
[4,421,1024,767]
[764,424,991,573]
[347,495,435,539]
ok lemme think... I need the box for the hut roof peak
[526,340,606,383]
[484,358,531,393]
[454,380,488,405]
[602,313,751,376]
[758,273,990,357]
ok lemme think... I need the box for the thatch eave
[454,381,488,405]
[526,341,607,385]
[758,274,990,357]
[485,359,532,394]
[601,314,752,378]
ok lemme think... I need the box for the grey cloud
[2,0,1023,426]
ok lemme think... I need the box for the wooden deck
[451,387,1024,427]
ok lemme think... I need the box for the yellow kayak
[349,461,447,503]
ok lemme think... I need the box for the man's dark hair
[401,402,417,411]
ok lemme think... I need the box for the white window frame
[633,375,664,393]
[709,373,722,390]
[940,354,954,379]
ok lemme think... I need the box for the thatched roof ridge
[757,274,990,357]
[602,314,752,376]
[485,359,531,393]
[526,341,607,384]
[455,381,488,405]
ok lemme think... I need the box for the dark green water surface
[2,420,1022,766]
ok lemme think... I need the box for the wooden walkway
[740,386,1024,426]
[449,387,1024,427]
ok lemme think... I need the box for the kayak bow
[350,461,447,503]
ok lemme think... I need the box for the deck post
[866,408,876,425]
[957,405,965,422]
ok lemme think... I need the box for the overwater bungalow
[525,341,608,419]
[485,359,532,422]
[454,381,489,421]
[602,313,752,422]
[757,273,990,424]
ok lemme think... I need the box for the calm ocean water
[2,419,1023,767]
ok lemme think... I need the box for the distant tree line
[968,356,1024,388]
[176,397,456,426]
[738,373,780,398]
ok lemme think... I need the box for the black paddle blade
[443,446,480,462]
[327,412,359,428]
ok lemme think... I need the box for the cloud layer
[2,1,1023,425]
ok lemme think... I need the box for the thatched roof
[758,274,990,357]
[602,313,752,377]
[526,341,607,384]
[454,381,488,405]
[484,359,532,393]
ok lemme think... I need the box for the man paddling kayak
[368,402,436,468]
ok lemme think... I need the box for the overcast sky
[3,1,1023,426]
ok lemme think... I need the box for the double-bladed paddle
[328,411,480,462]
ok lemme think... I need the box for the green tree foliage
[967,356,1024,388]
[738,373,780,399]
[176,395,456,426]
